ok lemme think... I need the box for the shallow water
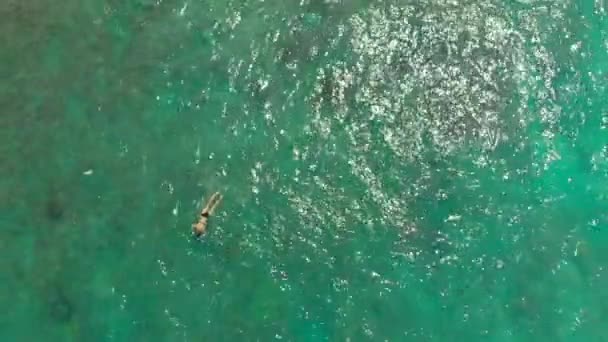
[1,0,608,340]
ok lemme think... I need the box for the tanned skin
[192,192,223,237]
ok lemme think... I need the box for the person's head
[192,218,207,236]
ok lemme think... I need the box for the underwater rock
[45,194,65,222]
[46,285,73,323]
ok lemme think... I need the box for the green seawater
[1,0,608,340]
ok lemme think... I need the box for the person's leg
[207,192,222,215]
[202,192,222,215]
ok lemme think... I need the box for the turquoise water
[1,0,608,340]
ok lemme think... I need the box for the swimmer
[192,192,223,237]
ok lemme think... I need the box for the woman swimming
[192,192,223,236]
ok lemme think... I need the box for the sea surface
[1,0,608,340]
